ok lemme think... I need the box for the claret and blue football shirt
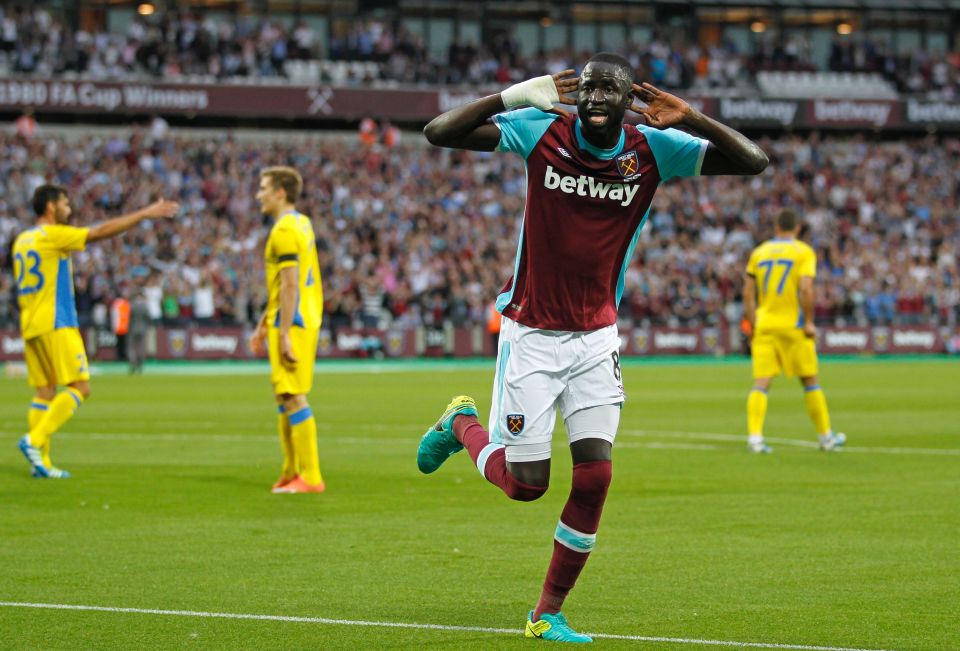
[493,107,707,331]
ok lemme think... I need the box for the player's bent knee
[572,460,612,502]
[280,394,308,412]
[505,482,548,502]
[72,382,91,400]
[503,473,549,502]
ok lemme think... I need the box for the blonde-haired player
[249,167,325,493]
[14,185,179,477]
[743,208,845,453]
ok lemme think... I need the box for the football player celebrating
[418,53,768,642]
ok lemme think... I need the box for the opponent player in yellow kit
[14,184,179,478]
[249,167,325,494]
[743,208,845,454]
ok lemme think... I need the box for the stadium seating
[756,71,899,99]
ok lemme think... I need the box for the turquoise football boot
[525,611,592,643]
[417,395,477,474]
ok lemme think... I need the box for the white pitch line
[0,602,898,651]
[3,428,957,457]
[618,441,724,451]
[622,429,820,448]
[0,431,725,454]
[621,429,960,456]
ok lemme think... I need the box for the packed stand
[0,127,958,334]
[3,4,958,95]
[0,5,735,91]
[352,23,744,92]
[0,5,318,80]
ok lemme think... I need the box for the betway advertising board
[153,327,421,360]
[3,326,950,362]
[815,326,948,354]
[1,78,959,130]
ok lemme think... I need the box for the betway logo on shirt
[544,165,640,207]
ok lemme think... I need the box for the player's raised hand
[543,69,579,116]
[141,199,181,220]
[553,69,579,105]
[502,70,577,111]
[629,82,691,129]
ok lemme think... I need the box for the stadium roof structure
[103,0,960,9]
[552,0,960,6]
[391,0,960,7]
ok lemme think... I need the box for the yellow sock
[804,385,832,436]
[29,387,84,449]
[289,406,323,486]
[747,389,768,437]
[28,398,52,467]
[277,405,298,479]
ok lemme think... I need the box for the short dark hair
[32,184,67,217]
[776,208,800,231]
[260,166,303,203]
[586,52,635,86]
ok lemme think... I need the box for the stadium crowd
[1,127,957,333]
[1,5,958,96]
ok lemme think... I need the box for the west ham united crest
[615,150,642,181]
[506,414,525,435]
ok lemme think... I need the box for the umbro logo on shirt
[543,165,641,207]
[557,147,572,158]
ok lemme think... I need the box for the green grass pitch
[1,357,957,650]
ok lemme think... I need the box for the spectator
[144,273,164,322]
[110,292,130,361]
[193,271,216,323]
[128,284,151,374]
[13,109,39,140]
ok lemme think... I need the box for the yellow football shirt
[12,224,89,340]
[264,211,323,330]
[746,238,816,332]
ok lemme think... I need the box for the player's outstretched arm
[423,70,578,151]
[86,199,180,243]
[631,83,768,176]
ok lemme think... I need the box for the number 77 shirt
[746,237,817,332]
[12,224,89,339]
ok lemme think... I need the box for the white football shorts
[487,316,625,462]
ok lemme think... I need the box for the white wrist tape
[500,75,560,110]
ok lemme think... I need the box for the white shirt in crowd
[144,284,163,320]
[194,285,215,319]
